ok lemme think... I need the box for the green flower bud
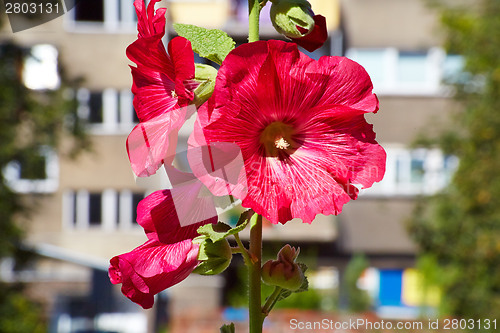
[261,245,304,291]
[193,63,218,107]
[270,0,315,39]
[193,236,232,275]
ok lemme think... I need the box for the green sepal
[270,0,315,39]
[220,323,235,333]
[197,209,254,242]
[193,63,218,107]
[276,262,309,301]
[193,237,232,275]
[173,23,235,65]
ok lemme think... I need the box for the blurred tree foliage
[409,0,500,321]
[0,32,89,333]
[342,253,371,313]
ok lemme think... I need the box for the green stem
[248,0,261,43]
[234,233,252,266]
[248,214,264,333]
[262,286,283,316]
[247,1,262,331]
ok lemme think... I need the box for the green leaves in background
[409,0,500,323]
[220,322,235,333]
[173,23,235,65]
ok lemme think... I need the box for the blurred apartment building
[1,0,461,332]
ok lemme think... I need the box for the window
[67,0,137,32]
[346,48,464,96]
[362,147,458,196]
[73,0,104,22]
[226,0,271,26]
[3,147,59,193]
[77,88,135,134]
[22,44,60,90]
[63,189,146,230]
[88,193,102,226]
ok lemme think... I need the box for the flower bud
[193,236,232,275]
[261,245,304,291]
[270,0,315,39]
[193,63,218,107]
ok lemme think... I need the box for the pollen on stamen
[171,90,177,98]
[274,137,290,150]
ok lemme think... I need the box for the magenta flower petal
[168,37,198,103]
[291,15,328,52]
[109,239,199,309]
[110,170,217,309]
[201,40,386,224]
[126,0,197,176]
[134,0,165,40]
[137,187,218,244]
[304,56,379,113]
[186,141,248,199]
[126,109,185,177]
[127,36,196,118]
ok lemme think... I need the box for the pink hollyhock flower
[126,0,197,177]
[109,189,217,309]
[109,239,199,309]
[291,15,328,52]
[196,40,386,224]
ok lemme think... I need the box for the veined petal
[169,37,198,101]
[128,37,196,122]
[242,153,355,224]
[187,140,248,200]
[130,65,177,121]
[298,104,386,188]
[126,109,185,177]
[134,0,166,40]
[109,239,199,309]
[201,40,385,224]
[303,55,379,113]
[137,186,217,243]
[128,2,195,126]
[291,15,328,52]
[128,0,175,78]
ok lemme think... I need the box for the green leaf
[220,323,235,333]
[193,238,232,275]
[173,23,235,65]
[197,209,254,242]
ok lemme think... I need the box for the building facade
[1,0,460,331]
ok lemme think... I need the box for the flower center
[274,137,290,150]
[260,121,297,157]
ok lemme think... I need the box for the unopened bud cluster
[269,0,315,39]
[262,244,304,291]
